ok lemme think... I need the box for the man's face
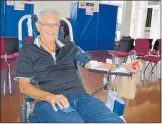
[36,13,60,43]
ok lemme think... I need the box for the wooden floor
[1,51,161,123]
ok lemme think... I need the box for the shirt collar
[34,35,65,50]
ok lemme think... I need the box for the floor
[0,51,161,123]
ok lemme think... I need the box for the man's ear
[36,22,40,32]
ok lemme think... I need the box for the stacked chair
[0,37,19,94]
[142,39,161,80]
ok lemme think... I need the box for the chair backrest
[0,37,8,70]
[158,39,161,55]
[153,39,160,50]
[31,15,40,40]
[153,39,158,50]
[116,37,134,52]
[134,38,150,56]
[61,18,70,38]
[147,39,153,49]
[4,37,19,55]
[1,37,19,55]
[0,37,5,55]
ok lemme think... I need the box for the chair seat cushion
[136,52,148,56]
[142,56,161,63]
[108,50,130,57]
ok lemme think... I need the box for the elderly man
[15,7,142,123]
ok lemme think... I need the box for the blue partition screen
[0,0,34,38]
[70,2,118,51]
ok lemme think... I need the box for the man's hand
[86,59,143,74]
[45,94,70,111]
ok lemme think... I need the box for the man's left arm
[72,43,143,73]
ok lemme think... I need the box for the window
[148,0,160,5]
[145,8,153,27]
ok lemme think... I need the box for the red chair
[108,50,132,64]
[0,38,8,95]
[133,38,150,58]
[150,39,161,56]
[108,38,134,64]
[0,37,19,94]
[0,38,8,69]
[129,38,151,81]
[142,39,161,80]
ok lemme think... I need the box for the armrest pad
[89,68,109,74]
[89,67,132,76]
[1,53,19,59]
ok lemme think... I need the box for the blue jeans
[30,93,124,123]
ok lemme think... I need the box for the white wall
[32,1,70,18]
[130,1,139,38]
[130,1,148,38]
[130,1,160,40]
[149,6,160,42]
[122,1,132,36]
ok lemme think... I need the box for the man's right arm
[19,78,53,102]
[19,78,69,111]
[16,46,69,111]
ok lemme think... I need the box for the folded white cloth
[89,60,102,69]
[112,67,128,73]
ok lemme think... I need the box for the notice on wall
[93,2,99,12]
[25,0,32,4]
[79,1,86,9]
[14,1,25,10]
[7,0,14,6]
[85,2,94,16]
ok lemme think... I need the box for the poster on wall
[14,1,25,10]
[79,1,86,9]
[25,0,32,4]
[93,2,99,12]
[7,0,14,6]
[85,2,94,15]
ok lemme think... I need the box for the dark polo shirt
[15,40,89,95]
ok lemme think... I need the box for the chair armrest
[0,53,19,60]
[89,68,109,74]
[89,67,132,76]
[20,103,27,123]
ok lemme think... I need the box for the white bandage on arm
[89,60,102,69]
